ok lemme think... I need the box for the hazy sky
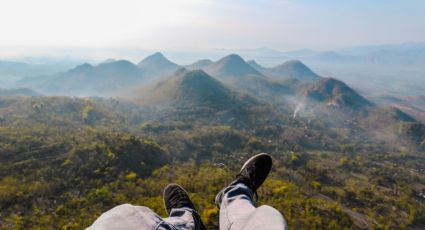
[1,0,425,60]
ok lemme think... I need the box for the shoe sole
[240,152,272,173]
[163,183,190,215]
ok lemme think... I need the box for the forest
[0,96,424,229]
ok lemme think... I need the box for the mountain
[137,52,180,77]
[295,43,425,66]
[0,60,29,73]
[297,77,373,109]
[247,60,266,72]
[291,77,421,149]
[138,69,256,110]
[371,94,425,123]
[204,54,264,79]
[185,59,213,70]
[266,60,321,81]
[20,60,144,96]
[0,60,75,77]
[195,55,302,102]
[0,60,75,87]
[0,88,40,97]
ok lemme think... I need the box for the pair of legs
[88,153,288,230]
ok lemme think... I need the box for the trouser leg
[219,183,288,230]
[219,183,256,229]
[87,204,197,230]
[164,207,198,230]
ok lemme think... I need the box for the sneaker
[215,153,273,208]
[163,183,195,214]
[163,183,206,230]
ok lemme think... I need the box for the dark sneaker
[215,153,273,208]
[235,153,272,192]
[163,183,195,214]
[163,183,206,230]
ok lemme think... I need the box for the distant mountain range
[16,52,325,97]
[0,88,40,97]
[0,49,423,150]
[2,50,423,127]
[0,60,76,87]
[20,60,145,96]
[183,54,315,100]
[224,42,425,67]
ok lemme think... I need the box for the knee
[258,205,279,213]
[257,205,287,228]
[110,203,137,211]
[106,204,153,216]
[89,204,161,229]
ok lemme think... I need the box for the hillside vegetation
[0,95,424,229]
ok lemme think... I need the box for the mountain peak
[168,69,224,94]
[69,63,93,73]
[98,60,136,68]
[220,54,246,64]
[276,60,312,72]
[205,54,263,78]
[138,52,170,64]
[138,52,180,77]
[76,63,93,68]
[186,59,213,70]
[281,59,304,66]
[267,60,320,80]
[148,52,166,60]
[298,77,373,108]
[179,69,214,86]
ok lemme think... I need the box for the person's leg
[87,203,176,230]
[163,207,201,230]
[215,153,288,230]
[163,183,206,230]
[88,184,205,230]
[234,204,287,230]
[218,182,255,229]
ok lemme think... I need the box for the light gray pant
[87,205,196,230]
[219,183,287,230]
[88,183,287,230]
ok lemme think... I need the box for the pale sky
[1,0,424,60]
